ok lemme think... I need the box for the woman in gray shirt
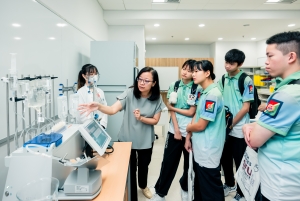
[78,67,165,201]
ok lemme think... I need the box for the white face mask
[88,74,98,85]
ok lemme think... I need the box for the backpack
[222,73,261,119]
[174,80,198,94]
[224,106,233,139]
[288,79,300,85]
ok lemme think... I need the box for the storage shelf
[258,89,271,96]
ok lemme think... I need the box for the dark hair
[133,67,160,101]
[266,31,300,60]
[77,64,99,90]
[182,59,196,71]
[225,49,245,66]
[194,60,216,80]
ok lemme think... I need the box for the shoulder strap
[288,79,300,85]
[222,75,225,88]
[238,72,248,95]
[191,83,198,94]
[174,80,180,92]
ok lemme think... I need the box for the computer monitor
[79,119,112,156]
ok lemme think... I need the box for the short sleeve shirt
[192,83,226,168]
[117,88,165,149]
[217,70,254,138]
[167,80,199,137]
[257,71,300,201]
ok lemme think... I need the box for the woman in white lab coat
[76,64,108,128]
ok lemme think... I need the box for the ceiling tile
[177,3,206,9]
[204,3,236,9]
[123,0,152,3]
[180,0,209,3]
[257,3,300,10]
[98,1,125,10]
[207,0,238,3]
[151,3,179,9]
[125,3,152,10]
[230,3,261,10]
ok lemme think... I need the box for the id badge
[187,93,196,105]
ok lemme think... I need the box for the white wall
[108,26,145,68]
[39,0,108,41]
[214,42,258,82]
[145,44,211,58]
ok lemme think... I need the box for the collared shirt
[167,80,199,137]
[77,85,108,128]
[192,83,226,168]
[217,70,254,138]
[257,71,300,201]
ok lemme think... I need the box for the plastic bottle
[69,93,79,117]
[57,94,68,121]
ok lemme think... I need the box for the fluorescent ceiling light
[57,23,67,27]
[288,24,295,27]
[185,38,189,40]
[14,37,21,40]
[266,0,280,2]
[12,23,21,27]
[154,24,160,27]
[251,38,256,40]
[199,24,205,27]
[152,38,156,40]
[49,37,56,40]
[218,38,223,40]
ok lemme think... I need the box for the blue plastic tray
[23,133,63,148]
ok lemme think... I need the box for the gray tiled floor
[136,125,236,201]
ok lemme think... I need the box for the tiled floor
[136,125,237,201]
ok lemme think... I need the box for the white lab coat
[76,85,108,128]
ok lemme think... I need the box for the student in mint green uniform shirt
[186,60,225,201]
[243,31,300,201]
[218,49,254,201]
[151,59,197,201]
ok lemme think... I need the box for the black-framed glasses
[136,77,153,84]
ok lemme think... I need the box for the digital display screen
[86,121,108,149]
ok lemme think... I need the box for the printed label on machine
[75,185,89,193]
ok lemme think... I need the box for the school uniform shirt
[217,70,254,138]
[192,83,226,168]
[257,71,300,201]
[77,85,108,128]
[167,80,199,137]
[117,88,165,149]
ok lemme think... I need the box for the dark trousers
[130,143,154,201]
[220,135,247,197]
[154,132,189,196]
[193,162,224,201]
[261,195,270,201]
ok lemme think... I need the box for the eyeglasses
[136,77,153,84]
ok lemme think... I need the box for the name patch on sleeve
[263,98,283,118]
[205,100,215,113]
[248,85,254,94]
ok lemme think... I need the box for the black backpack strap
[288,79,300,85]
[238,72,248,96]
[191,83,198,94]
[174,80,180,92]
[222,75,225,88]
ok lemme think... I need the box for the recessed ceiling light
[251,38,256,40]
[152,0,165,2]
[199,24,205,27]
[57,23,67,27]
[152,38,156,40]
[266,0,280,2]
[154,24,160,27]
[185,38,189,41]
[49,37,56,40]
[32,0,37,2]
[218,38,223,40]
[288,24,295,27]
[14,37,21,40]
[12,23,21,27]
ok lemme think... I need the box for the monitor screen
[79,119,111,156]
[85,121,108,149]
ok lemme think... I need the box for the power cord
[105,144,114,154]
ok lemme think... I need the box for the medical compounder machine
[2,54,111,201]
